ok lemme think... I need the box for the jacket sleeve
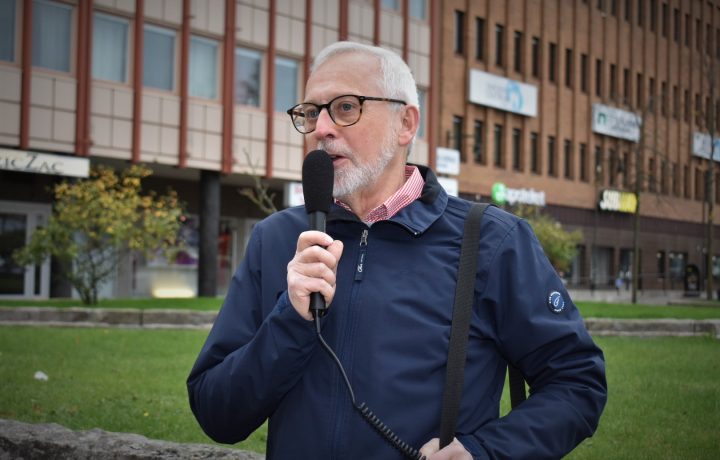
[459,219,607,460]
[186,224,318,444]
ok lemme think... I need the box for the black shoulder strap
[439,203,487,449]
[438,203,526,449]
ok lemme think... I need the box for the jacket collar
[328,164,448,235]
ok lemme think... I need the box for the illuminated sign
[435,147,460,175]
[491,182,546,206]
[469,70,538,117]
[598,189,637,213]
[592,104,641,142]
[0,148,89,178]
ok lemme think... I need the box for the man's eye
[306,108,320,119]
[338,102,354,112]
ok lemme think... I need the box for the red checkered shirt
[336,165,425,223]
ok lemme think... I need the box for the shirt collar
[336,165,425,224]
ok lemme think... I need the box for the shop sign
[591,103,641,142]
[598,189,637,213]
[436,147,460,175]
[437,177,458,197]
[284,182,305,207]
[692,131,720,161]
[469,69,538,117]
[491,182,546,206]
[0,148,89,178]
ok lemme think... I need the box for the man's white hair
[310,41,420,155]
[311,41,419,107]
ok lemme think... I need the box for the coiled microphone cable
[314,314,426,460]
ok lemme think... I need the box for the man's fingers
[420,438,440,456]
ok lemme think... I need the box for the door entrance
[0,201,51,298]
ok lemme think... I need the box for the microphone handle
[308,211,329,317]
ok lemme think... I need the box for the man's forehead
[305,53,381,100]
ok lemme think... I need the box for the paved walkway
[1,290,719,339]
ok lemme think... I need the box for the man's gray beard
[317,131,398,200]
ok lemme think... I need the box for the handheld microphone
[302,150,334,318]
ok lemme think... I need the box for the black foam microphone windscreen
[301,150,334,318]
[302,150,334,214]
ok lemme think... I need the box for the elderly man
[188,41,607,460]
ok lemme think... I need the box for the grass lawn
[1,326,718,458]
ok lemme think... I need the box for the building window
[514,31,522,72]
[660,81,667,116]
[564,139,572,179]
[695,93,701,126]
[476,17,485,61]
[717,28,720,59]
[684,89,690,122]
[623,67,630,102]
[636,72,643,108]
[673,8,680,42]
[637,0,644,27]
[623,151,631,188]
[685,14,690,46]
[190,36,218,99]
[694,166,702,200]
[684,165,690,198]
[408,0,426,20]
[452,115,463,160]
[672,163,679,196]
[595,59,603,97]
[696,19,702,51]
[494,124,503,167]
[580,54,589,93]
[32,0,72,72]
[547,136,556,176]
[531,37,540,77]
[548,42,557,82]
[275,57,298,112]
[609,64,617,99]
[669,252,686,282]
[454,10,465,55]
[650,0,656,32]
[382,0,399,10]
[657,251,666,279]
[143,24,176,91]
[660,160,668,194]
[0,0,16,62]
[595,145,604,183]
[625,0,632,21]
[661,2,669,37]
[565,48,573,88]
[648,77,655,112]
[648,158,657,193]
[672,85,679,119]
[92,13,129,83]
[235,47,261,107]
[495,24,504,67]
[706,24,712,56]
[530,132,539,174]
[609,149,617,186]
[473,119,484,164]
[512,128,522,171]
[580,143,588,182]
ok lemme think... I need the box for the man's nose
[312,108,336,139]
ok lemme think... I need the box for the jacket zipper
[354,229,368,281]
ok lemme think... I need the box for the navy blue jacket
[187,166,607,459]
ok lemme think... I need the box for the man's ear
[398,105,420,146]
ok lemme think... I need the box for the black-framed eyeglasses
[286,94,407,134]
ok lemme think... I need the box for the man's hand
[287,231,344,320]
[420,438,473,460]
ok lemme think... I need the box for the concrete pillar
[198,170,220,297]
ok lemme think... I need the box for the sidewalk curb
[1,307,719,338]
